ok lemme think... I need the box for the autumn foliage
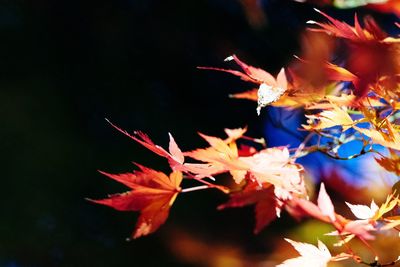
[91,8,400,267]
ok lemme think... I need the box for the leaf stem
[184,173,230,193]
[181,185,210,193]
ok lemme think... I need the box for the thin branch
[292,132,315,159]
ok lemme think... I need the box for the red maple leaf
[198,54,280,85]
[218,181,278,234]
[105,119,184,170]
[89,163,182,238]
[308,9,388,42]
[308,9,400,98]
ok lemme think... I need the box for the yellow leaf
[372,194,399,220]
[354,120,400,151]
[303,103,354,131]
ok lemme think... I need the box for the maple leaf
[318,183,336,222]
[307,9,389,42]
[287,29,356,96]
[375,150,400,175]
[106,119,184,170]
[198,55,288,114]
[346,200,379,220]
[256,69,287,114]
[104,121,232,191]
[89,164,182,238]
[184,131,248,180]
[277,239,351,267]
[303,102,354,131]
[323,61,359,84]
[287,183,336,223]
[185,131,305,195]
[229,59,359,110]
[294,56,358,84]
[289,183,377,241]
[230,88,322,109]
[240,147,306,198]
[308,10,400,98]
[218,181,278,234]
[338,199,387,240]
[354,119,400,151]
[199,54,278,85]
[372,193,399,220]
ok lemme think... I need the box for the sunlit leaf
[303,103,354,131]
[89,164,182,238]
[346,200,379,220]
[277,239,351,267]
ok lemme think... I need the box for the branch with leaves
[90,9,400,267]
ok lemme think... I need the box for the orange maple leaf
[89,164,182,238]
[229,59,358,109]
[229,87,325,109]
[375,150,400,176]
[184,130,249,181]
[185,131,304,190]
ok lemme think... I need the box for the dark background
[1,0,394,266]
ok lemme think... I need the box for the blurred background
[1,0,399,266]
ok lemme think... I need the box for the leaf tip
[313,8,321,13]
[216,204,225,210]
[224,55,235,62]
[97,169,109,176]
[293,55,301,60]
